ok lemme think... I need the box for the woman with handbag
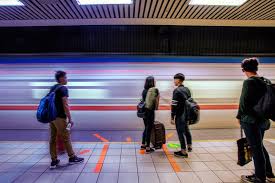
[140,76,159,154]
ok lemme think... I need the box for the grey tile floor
[1,128,275,183]
[1,140,275,183]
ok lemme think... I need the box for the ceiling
[0,0,275,27]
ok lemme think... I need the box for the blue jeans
[175,112,192,150]
[241,122,273,181]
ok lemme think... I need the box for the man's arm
[236,85,245,120]
[237,80,255,119]
[62,97,72,123]
[171,90,179,120]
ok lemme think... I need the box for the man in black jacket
[171,73,192,158]
[237,58,275,183]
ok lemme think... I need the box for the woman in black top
[141,76,159,153]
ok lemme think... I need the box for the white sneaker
[267,177,275,183]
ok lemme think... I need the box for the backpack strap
[262,78,272,85]
[182,86,191,100]
[53,84,63,93]
[252,76,271,85]
[48,84,63,95]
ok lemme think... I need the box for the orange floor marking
[79,149,91,155]
[166,132,174,140]
[163,144,181,172]
[93,133,109,142]
[139,149,145,155]
[93,144,109,173]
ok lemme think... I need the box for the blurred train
[0,56,275,130]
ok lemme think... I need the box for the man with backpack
[48,71,84,169]
[237,58,275,183]
[171,73,193,158]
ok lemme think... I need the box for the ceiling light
[77,0,133,5]
[0,0,24,6]
[189,0,247,6]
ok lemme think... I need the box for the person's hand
[171,118,175,125]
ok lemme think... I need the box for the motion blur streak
[0,59,274,130]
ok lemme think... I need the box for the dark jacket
[171,85,191,119]
[237,76,271,129]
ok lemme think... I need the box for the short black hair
[144,76,155,90]
[174,73,185,82]
[55,70,66,83]
[241,58,259,73]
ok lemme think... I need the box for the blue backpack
[36,85,62,123]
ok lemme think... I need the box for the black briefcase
[237,129,252,166]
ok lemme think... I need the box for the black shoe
[69,156,84,165]
[174,151,188,158]
[241,175,265,183]
[50,159,60,169]
[145,148,155,154]
[140,145,146,150]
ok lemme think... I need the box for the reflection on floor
[0,139,275,183]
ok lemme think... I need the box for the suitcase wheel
[154,145,162,149]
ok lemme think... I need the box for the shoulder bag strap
[182,87,191,100]
[241,128,244,138]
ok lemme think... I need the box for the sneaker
[145,148,155,154]
[267,175,275,183]
[174,151,188,158]
[50,159,60,169]
[140,145,146,150]
[241,175,265,183]
[69,156,84,165]
[188,147,192,152]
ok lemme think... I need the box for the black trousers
[241,122,273,182]
[142,109,155,147]
[175,112,192,150]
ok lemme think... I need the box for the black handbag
[137,100,146,118]
[237,128,252,166]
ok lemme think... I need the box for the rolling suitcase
[151,121,166,149]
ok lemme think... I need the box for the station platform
[1,129,275,183]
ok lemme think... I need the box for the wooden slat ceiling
[0,0,274,26]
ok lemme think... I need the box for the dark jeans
[142,109,155,147]
[175,112,192,150]
[241,122,274,181]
